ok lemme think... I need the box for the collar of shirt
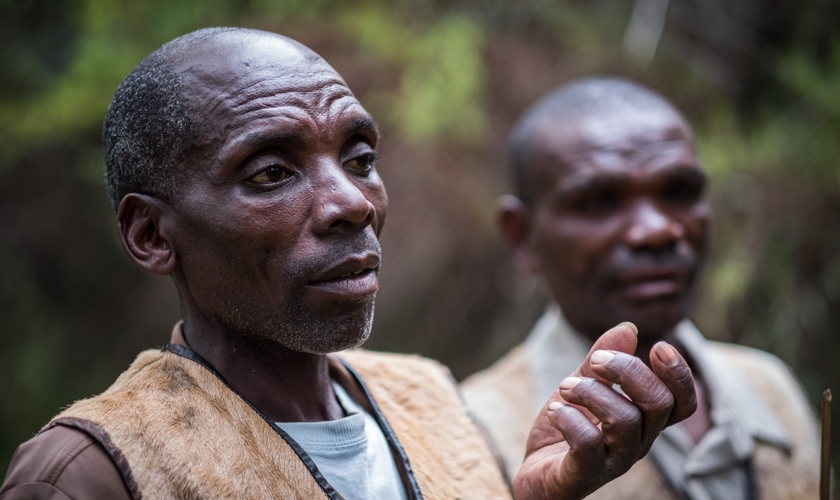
[670,322,791,473]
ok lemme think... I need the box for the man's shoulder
[460,344,530,397]
[706,340,800,389]
[707,339,818,434]
[337,349,465,404]
[457,344,535,481]
[1,425,131,500]
[338,348,453,379]
[0,349,166,500]
[459,343,534,430]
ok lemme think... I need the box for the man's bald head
[103,27,331,211]
[509,77,686,205]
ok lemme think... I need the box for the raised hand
[513,323,697,500]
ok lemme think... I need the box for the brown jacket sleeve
[1,425,131,500]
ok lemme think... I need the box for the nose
[623,200,685,252]
[312,163,376,235]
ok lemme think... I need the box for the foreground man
[462,78,821,499]
[0,30,696,500]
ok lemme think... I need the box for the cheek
[533,214,620,283]
[682,204,710,255]
[365,175,388,234]
[176,199,305,281]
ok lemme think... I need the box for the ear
[116,193,177,275]
[497,194,541,274]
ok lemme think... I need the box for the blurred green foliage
[345,6,486,142]
[1,0,838,482]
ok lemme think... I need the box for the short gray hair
[102,27,242,211]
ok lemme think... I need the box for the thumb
[574,322,639,381]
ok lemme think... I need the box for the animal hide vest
[45,341,511,500]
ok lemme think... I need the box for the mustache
[607,246,699,278]
[287,230,382,282]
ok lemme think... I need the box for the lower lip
[619,279,682,300]
[307,269,379,301]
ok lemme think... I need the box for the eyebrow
[558,171,633,199]
[213,115,381,180]
[342,116,379,142]
[660,164,708,184]
[234,130,306,153]
[556,164,707,200]
[232,115,378,153]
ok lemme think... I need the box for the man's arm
[1,425,132,500]
[514,323,697,500]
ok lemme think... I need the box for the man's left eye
[344,153,378,175]
[250,166,290,184]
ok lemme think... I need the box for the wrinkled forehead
[175,33,360,129]
[529,108,696,176]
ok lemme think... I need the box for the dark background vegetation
[2,0,839,479]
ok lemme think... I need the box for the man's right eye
[250,166,290,184]
[572,190,620,215]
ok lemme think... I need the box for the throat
[181,322,346,423]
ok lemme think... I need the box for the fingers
[575,322,638,384]
[649,341,697,425]
[557,376,642,473]
[520,323,696,500]
[546,403,607,494]
[569,349,674,457]
[569,321,697,457]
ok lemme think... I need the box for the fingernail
[559,377,582,391]
[590,350,616,366]
[619,321,638,336]
[655,342,678,366]
[548,401,563,412]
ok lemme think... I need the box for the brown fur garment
[50,349,330,499]
[50,347,511,499]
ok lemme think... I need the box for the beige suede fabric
[48,347,335,500]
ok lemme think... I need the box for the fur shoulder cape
[46,343,510,500]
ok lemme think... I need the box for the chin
[615,299,687,340]
[272,300,375,355]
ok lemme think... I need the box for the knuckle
[575,425,604,451]
[609,404,642,428]
[652,384,675,408]
[622,355,651,379]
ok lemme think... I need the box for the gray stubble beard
[236,295,377,355]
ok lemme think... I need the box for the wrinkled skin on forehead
[505,108,709,343]
[154,32,388,354]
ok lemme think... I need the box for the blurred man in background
[462,77,821,499]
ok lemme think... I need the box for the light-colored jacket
[461,307,822,499]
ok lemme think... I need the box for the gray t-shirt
[276,383,409,500]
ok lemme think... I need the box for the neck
[180,312,345,424]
